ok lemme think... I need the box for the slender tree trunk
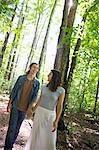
[25,14,41,71]
[79,79,86,110]
[54,0,78,132]
[54,0,69,69]
[78,57,91,111]
[5,34,16,79]
[7,0,27,80]
[93,79,99,113]
[34,12,49,50]
[37,0,58,78]
[61,0,78,82]
[0,2,18,67]
[12,33,25,78]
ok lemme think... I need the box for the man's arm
[7,99,12,112]
[26,81,40,118]
[30,80,40,106]
[9,76,21,101]
[26,92,42,119]
[7,76,21,112]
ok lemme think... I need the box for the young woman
[24,69,65,150]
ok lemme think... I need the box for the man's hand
[7,101,12,112]
[26,102,37,119]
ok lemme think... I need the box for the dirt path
[0,95,99,150]
[0,95,32,150]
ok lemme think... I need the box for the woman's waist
[38,106,56,114]
[39,102,56,111]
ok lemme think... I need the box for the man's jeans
[4,108,26,150]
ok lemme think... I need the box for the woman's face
[48,71,53,82]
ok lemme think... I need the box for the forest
[0,0,99,149]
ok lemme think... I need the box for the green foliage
[0,69,15,94]
[0,0,98,115]
[0,0,17,30]
[68,3,99,113]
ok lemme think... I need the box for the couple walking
[4,62,65,150]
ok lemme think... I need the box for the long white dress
[24,106,56,150]
[24,85,65,150]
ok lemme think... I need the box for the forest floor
[0,94,99,150]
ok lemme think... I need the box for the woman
[25,69,65,150]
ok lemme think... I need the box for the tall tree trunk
[34,12,49,51]
[25,14,41,71]
[12,33,25,78]
[79,79,86,110]
[54,0,78,133]
[54,0,69,69]
[66,1,97,101]
[58,1,98,133]
[37,0,58,78]
[6,0,27,80]
[61,0,78,82]
[0,2,18,67]
[78,57,91,111]
[93,79,99,113]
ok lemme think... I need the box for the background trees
[0,0,98,142]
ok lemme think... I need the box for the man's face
[29,64,39,75]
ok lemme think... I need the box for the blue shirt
[10,75,40,108]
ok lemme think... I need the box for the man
[4,62,40,150]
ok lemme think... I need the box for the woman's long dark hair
[26,62,38,74]
[47,69,61,92]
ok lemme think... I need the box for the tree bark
[55,0,98,133]
[25,14,41,71]
[37,0,58,78]
[54,0,78,132]
[6,0,27,80]
[93,79,99,113]
[0,2,18,67]
[54,0,69,70]
[66,1,97,92]
[61,0,78,82]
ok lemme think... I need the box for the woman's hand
[32,106,36,113]
[52,120,58,132]
[26,107,36,119]
[26,107,32,119]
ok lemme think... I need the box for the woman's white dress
[25,106,56,150]
[24,85,65,150]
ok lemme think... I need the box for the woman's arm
[52,91,65,132]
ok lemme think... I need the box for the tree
[0,1,19,67]
[6,0,28,80]
[54,0,98,137]
[25,14,41,70]
[54,0,78,132]
[93,79,99,113]
[37,0,58,78]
